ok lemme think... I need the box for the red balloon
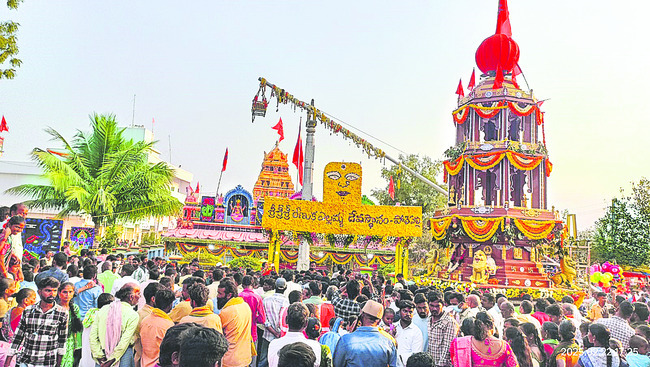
[475,34,520,74]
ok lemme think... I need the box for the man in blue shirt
[73,264,102,318]
[333,300,397,367]
[35,252,69,285]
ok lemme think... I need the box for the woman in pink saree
[451,311,519,367]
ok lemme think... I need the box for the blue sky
[2,1,649,230]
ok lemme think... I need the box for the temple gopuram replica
[162,144,399,269]
[427,0,576,291]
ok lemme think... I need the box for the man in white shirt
[111,264,139,295]
[482,293,504,336]
[282,272,302,298]
[411,293,430,353]
[395,300,423,367]
[267,303,321,367]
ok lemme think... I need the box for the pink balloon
[611,265,621,274]
[590,264,602,274]
[602,262,612,272]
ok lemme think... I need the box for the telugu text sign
[262,197,422,237]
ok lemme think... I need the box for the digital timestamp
[559,348,641,356]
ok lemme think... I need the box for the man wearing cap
[333,300,398,367]
[395,300,423,367]
[260,278,290,367]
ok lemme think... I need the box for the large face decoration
[323,162,362,205]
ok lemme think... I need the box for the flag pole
[216,170,224,197]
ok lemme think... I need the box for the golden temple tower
[253,143,296,202]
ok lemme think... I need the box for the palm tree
[6,114,182,236]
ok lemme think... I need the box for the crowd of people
[1,203,650,367]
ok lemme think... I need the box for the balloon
[603,273,614,282]
[602,262,612,272]
[611,265,621,275]
[590,264,602,275]
[590,272,603,283]
[602,281,611,288]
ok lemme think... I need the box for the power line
[321,111,410,156]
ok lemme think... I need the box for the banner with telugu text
[262,197,422,237]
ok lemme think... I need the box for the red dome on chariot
[475,34,519,74]
[475,0,520,74]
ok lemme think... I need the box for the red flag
[496,0,512,37]
[292,126,304,186]
[221,148,228,172]
[195,182,200,194]
[0,116,8,133]
[536,100,545,108]
[455,79,464,97]
[493,64,504,89]
[272,118,284,142]
[468,69,476,91]
[389,176,395,200]
[511,64,521,88]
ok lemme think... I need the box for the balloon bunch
[589,262,624,289]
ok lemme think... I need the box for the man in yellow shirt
[180,283,223,332]
[169,277,213,323]
[588,292,608,321]
[218,278,253,367]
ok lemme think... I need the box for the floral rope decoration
[451,100,544,126]
[258,78,385,159]
[459,216,504,242]
[505,151,544,170]
[545,158,553,177]
[513,218,558,240]
[444,150,550,177]
[431,217,453,241]
[178,243,200,253]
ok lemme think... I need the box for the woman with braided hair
[521,322,548,367]
[505,326,535,367]
[451,311,518,367]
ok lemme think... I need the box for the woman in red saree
[451,311,519,367]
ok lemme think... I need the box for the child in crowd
[627,336,650,367]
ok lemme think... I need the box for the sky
[2,1,650,231]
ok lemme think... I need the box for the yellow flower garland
[513,218,557,240]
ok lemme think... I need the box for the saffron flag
[272,118,284,142]
[455,79,464,97]
[493,64,504,89]
[468,69,476,91]
[389,176,395,200]
[496,0,512,37]
[0,116,7,133]
[511,64,521,88]
[292,126,304,185]
[221,148,228,172]
[195,182,200,194]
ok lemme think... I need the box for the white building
[0,125,193,244]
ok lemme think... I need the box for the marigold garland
[444,150,549,177]
[451,101,544,126]
[453,106,470,124]
[459,216,504,242]
[506,151,544,170]
[513,218,558,240]
[465,152,506,171]
[431,217,453,241]
[545,159,553,177]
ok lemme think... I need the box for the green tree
[1,0,24,79]
[592,192,650,267]
[370,154,446,218]
[7,114,182,234]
